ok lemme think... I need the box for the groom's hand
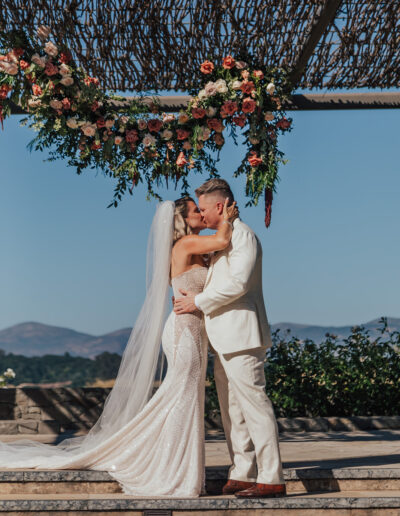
[174,289,197,314]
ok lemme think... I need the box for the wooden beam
[9,92,400,116]
[289,0,343,87]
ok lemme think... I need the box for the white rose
[44,41,58,57]
[118,126,126,133]
[81,122,96,137]
[105,119,115,129]
[114,136,123,145]
[60,76,74,86]
[215,79,228,94]
[264,112,274,121]
[231,80,242,90]
[198,89,207,99]
[142,133,156,146]
[266,82,275,94]
[59,63,71,76]
[66,117,79,129]
[205,81,217,96]
[206,106,217,117]
[138,119,147,130]
[4,368,16,379]
[37,25,51,41]
[31,53,46,68]
[162,114,175,123]
[161,129,173,140]
[49,99,63,110]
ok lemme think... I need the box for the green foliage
[206,318,400,417]
[0,351,121,387]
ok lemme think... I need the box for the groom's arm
[195,229,258,315]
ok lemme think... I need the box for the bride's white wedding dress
[0,202,210,498]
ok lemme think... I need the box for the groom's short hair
[195,179,234,204]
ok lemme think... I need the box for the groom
[174,178,285,498]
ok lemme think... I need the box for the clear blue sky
[1,97,399,336]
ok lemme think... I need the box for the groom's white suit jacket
[196,218,272,354]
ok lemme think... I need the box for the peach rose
[178,113,189,124]
[214,133,225,146]
[105,119,115,129]
[31,53,46,68]
[50,99,63,110]
[241,97,256,113]
[177,128,190,140]
[191,107,206,119]
[222,55,235,69]
[161,129,173,140]
[27,98,42,109]
[114,136,123,145]
[249,136,259,145]
[66,117,79,129]
[241,70,250,80]
[207,118,224,132]
[176,151,187,167]
[147,118,163,133]
[253,70,264,80]
[60,76,74,86]
[233,113,247,127]
[264,112,274,121]
[138,119,147,130]
[240,80,255,94]
[248,151,263,167]
[59,63,71,76]
[200,60,214,74]
[182,141,192,150]
[0,61,18,75]
[196,141,204,150]
[81,122,97,137]
[37,25,51,41]
[206,106,217,117]
[44,41,58,57]
[199,127,211,140]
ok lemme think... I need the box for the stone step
[1,467,400,495]
[0,491,400,515]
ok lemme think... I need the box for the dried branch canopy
[1,0,399,91]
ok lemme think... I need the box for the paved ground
[2,429,400,470]
[206,430,400,469]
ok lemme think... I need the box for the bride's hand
[223,198,239,222]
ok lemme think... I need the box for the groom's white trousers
[214,347,284,485]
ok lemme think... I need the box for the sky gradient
[1,103,399,336]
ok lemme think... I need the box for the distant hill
[0,318,398,358]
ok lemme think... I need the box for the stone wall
[0,388,111,435]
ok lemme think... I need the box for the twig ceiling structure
[1,0,400,93]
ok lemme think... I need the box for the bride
[0,196,237,498]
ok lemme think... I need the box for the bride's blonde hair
[173,196,195,244]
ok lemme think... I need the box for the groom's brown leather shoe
[222,479,255,495]
[235,483,286,498]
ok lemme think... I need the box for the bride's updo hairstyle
[173,196,195,245]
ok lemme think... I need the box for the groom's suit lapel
[204,219,239,289]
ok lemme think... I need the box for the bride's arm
[176,199,238,256]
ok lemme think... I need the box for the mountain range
[0,318,398,358]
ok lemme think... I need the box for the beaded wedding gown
[0,202,209,498]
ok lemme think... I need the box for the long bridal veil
[0,201,175,467]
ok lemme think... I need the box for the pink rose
[147,118,163,133]
[264,112,274,122]
[253,70,264,80]
[221,100,238,116]
[240,81,256,94]
[126,129,139,143]
[32,84,43,96]
[207,118,224,133]
[191,107,206,119]
[233,114,247,127]
[182,141,192,150]
[177,128,190,140]
[81,122,96,137]
[137,119,147,130]
[62,98,71,110]
[235,60,248,70]
[214,134,225,146]
[45,62,58,76]
[241,97,256,113]
[248,151,263,167]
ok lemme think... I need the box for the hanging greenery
[0,27,294,226]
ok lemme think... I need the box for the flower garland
[0,27,294,226]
